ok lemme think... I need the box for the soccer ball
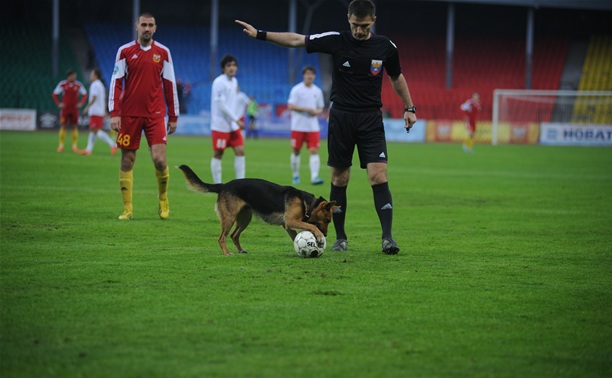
[293,230,325,258]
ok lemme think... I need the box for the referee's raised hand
[235,20,257,39]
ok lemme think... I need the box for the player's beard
[140,32,152,45]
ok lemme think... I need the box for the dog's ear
[323,201,338,211]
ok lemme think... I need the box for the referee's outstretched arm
[235,20,306,48]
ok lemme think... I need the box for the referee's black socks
[330,184,347,240]
[372,182,393,240]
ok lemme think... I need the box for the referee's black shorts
[327,107,388,169]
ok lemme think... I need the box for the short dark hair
[138,12,155,21]
[302,66,316,75]
[65,69,76,77]
[348,0,376,18]
[220,54,238,70]
[92,68,102,80]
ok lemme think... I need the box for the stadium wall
[2,1,611,145]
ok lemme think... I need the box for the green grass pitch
[1,130,611,377]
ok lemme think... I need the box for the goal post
[492,89,612,145]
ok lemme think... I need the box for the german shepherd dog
[178,165,339,255]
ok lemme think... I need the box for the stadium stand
[83,24,321,116]
[1,6,605,126]
[382,33,570,121]
[577,35,612,91]
[0,22,84,112]
[572,35,612,124]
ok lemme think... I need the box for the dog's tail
[177,165,222,194]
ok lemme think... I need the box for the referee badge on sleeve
[370,59,382,76]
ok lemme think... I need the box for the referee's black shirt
[305,30,402,112]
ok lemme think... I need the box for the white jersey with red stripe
[88,79,106,117]
[210,74,240,132]
[109,40,178,122]
[288,82,324,132]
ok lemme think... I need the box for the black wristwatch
[404,106,416,113]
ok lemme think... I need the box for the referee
[236,0,416,254]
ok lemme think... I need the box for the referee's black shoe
[331,239,348,251]
[382,239,400,255]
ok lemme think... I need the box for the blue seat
[84,24,322,115]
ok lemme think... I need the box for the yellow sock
[465,135,474,149]
[119,170,133,212]
[155,166,169,200]
[58,127,66,146]
[71,127,79,148]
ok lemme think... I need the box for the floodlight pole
[288,0,297,84]
[445,3,455,89]
[210,0,219,81]
[132,0,140,41]
[52,0,59,77]
[525,8,534,89]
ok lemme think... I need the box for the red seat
[382,34,570,121]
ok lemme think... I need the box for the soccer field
[1,131,611,377]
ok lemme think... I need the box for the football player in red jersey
[109,12,179,220]
[460,92,481,153]
[52,69,87,152]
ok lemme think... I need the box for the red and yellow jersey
[52,80,87,109]
[461,99,481,124]
[109,40,178,122]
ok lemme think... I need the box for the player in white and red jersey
[460,92,481,153]
[52,69,87,152]
[288,66,325,185]
[209,54,245,184]
[109,12,179,220]
[79,68,116,156]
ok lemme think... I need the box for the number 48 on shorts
[116,133,131,147]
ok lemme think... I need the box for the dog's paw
[316,236,326,248]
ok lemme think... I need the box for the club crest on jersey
[370,59,383,76]
[153,54,161,63]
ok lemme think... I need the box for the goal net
[492,90,612,145]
